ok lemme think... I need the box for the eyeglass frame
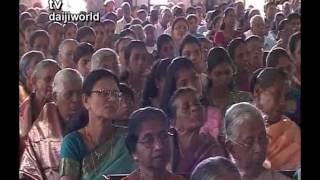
[90,89,122,99]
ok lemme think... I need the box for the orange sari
[265,116,300,171]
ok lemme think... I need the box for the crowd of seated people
[19,0,301,179]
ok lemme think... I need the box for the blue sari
[59,128,136,180]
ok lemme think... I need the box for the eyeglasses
[91,89,121,98]
[137,131,170,149]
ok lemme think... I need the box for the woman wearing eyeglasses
[59,69,136,180]
[123,107,185,180]
[224,102,291,180]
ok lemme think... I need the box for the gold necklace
[85,127,114,173]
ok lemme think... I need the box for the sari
[201,90,251,140]
[19,102,66,180]
[59,129,136,180]
[121,169,186,180]
[174,132,226,175]
[265,116,301,171]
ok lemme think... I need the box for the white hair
[91,48,118,71]
[224,102,265,141]
[190,156,242,180]
[53,68,83,94]
[58,39,79,53]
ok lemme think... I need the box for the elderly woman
[224,102,291,180]
[20,59,61,138]
[58,39,79,69]
[19,51,45,105]
[190,156,242,180]
[167,87,226,175]
[59,69,136,180]
[122,107,185,180]
[20,68,84,179]
[91,48,120,77]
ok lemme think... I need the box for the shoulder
[60,131,86,161]
[27,102,62,140]
[281,116,300,131]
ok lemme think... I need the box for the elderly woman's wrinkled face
[56,78,82,120]
[228,116,267,171]
[59,42,77,69]
[64,26,77,39]
[34,65,60,101]
[77,54,92,77]
[84,77,120,120]
[173,91,204,130]
[133,118,170,169]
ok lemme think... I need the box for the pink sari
[200,106,223,140]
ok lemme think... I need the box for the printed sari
[59,129,136,180]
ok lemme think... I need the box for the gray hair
[53,68,83,93]
[250,15,264,28]
[19,51,45,85]
[58,39,79,54]
[190,156,242,180]
[224,102,264,141]
[31,59,61,80]
[91,48,118,71]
